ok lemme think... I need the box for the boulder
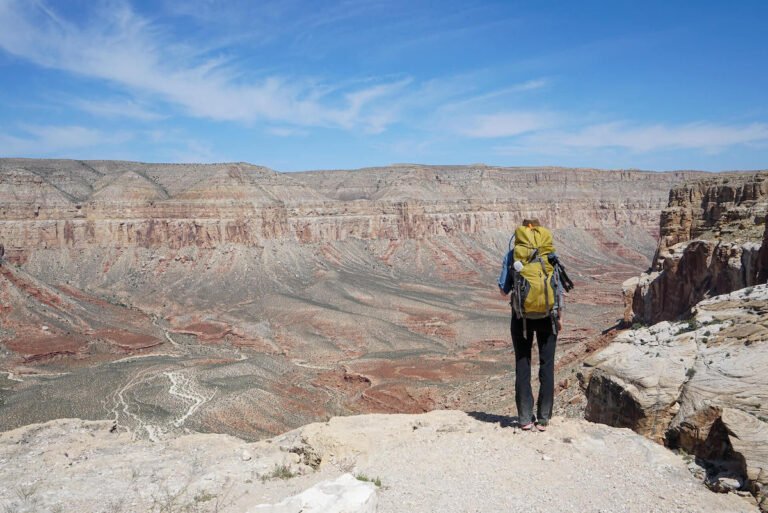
[587,285,768,507]
[250,474,377,513]
[584,320,696,442]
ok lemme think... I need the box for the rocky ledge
[585,285,768,510]
[0,410,757,513]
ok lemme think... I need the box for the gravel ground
[0,411,758,513]
[283,410,757,513]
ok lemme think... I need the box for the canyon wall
[586,171,768,510]
[624,172,768,325]
[659,172,768,249]
[0,159,700,259]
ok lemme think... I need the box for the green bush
[677,319,699,335]
[355,473,382,487]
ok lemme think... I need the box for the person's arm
[498,250,513,296]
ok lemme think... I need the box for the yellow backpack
[510,223,557,322]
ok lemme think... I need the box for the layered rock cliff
[659,172,768,249]
[624,172,768,325]
[0,160,699,258]
[5,159,765,510]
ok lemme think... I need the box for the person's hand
[557,313,563,331]
[499,287,507,298]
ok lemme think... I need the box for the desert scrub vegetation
[260,463,297,482]
[148,482,230,513]
[0,482,43,513]
[677,319,700,335]
[354,473,382,487]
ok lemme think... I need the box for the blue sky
[0,0,766,171]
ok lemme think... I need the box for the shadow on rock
[466,411,518,428]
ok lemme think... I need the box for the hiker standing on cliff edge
[497,219,573,431]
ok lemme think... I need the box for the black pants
[511,315,557,424]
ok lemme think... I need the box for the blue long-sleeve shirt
[497,249,514,294]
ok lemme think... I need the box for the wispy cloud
[168,140,218,163]
[458,111,557,138]
[429,78,553,138]
[339,78,413,133]
[142,128,229,162]
[377,137,435,159]
[0,125,132,156]
[0,0,407,131]
[72,98,164,121]
[267,126,309,137]
[440,79,549,112]
[524,121,768,152]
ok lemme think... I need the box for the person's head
[521,218,540,228]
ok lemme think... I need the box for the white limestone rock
[250,474,377,513]
[586,284,768,508]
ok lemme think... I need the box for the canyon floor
[0,231,649,440]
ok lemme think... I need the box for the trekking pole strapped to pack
[548,253,574,292]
